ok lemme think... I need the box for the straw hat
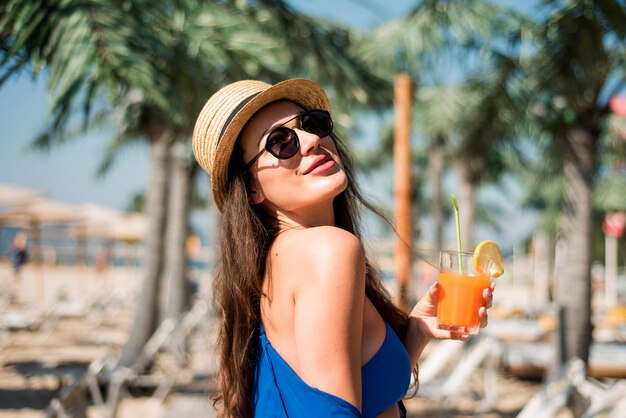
[192,78,332,212]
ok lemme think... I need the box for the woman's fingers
[449,331,469,341]
[478,306,488,328]
[433,328,469,341]
[483,288,493,309]
[483,283,495,308]
[479,282,495,327]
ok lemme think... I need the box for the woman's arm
[403,281,495,366]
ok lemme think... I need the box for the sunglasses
[241,109,333,173]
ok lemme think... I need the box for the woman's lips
[304,155,335,175]
[309,159,335,175]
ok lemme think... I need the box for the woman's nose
[298,129,322,155]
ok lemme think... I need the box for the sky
[0,0,538,252]
[0,0,416,210]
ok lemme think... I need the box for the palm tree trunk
[161,138,195,321]
[454,160,477,252]
[428,134,445,250]
[117,133,170,368]
[558,126,596,367]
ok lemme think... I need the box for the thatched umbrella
[0,182,46,208]
[69,204,146,242]
[68,205,147,267]
[0,184,148,264]
[0,198,80,264]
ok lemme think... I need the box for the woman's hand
[403,281,495,365]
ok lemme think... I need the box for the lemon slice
[473,240,504,278]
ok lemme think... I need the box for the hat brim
[211,78,331,210]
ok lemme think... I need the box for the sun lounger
[516,357,586,418]
[0,299,59,332]
[418,335,501,409]
[418,339,465,384]
[578,378,626,418]
[45,358,108,418]
[45,295,211,418]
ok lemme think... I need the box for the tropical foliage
[355,0,529,250]
[517,0,626,364]
[357,0,626,366]
[0,0,389,368]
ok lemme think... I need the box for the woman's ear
[247,178,265,205]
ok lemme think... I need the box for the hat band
[217,92,261,144]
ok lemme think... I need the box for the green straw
[451,194,463,275]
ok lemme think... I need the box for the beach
[0,262,623,417]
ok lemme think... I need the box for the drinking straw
[451,194,463,275]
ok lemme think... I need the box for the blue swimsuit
[253,321,411,417]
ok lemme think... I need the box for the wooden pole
[394,74,413,312]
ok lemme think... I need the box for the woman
[192,79,494,417]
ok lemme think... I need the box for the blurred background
[1,0,625,417]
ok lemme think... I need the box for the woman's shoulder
[273,226,365,289]
[277,226,363,256]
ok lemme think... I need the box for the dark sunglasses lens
[301,110,332,137]
[267,128,299,159]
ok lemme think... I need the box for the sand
[0,262,617,417]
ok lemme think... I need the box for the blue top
[253,321,411,417]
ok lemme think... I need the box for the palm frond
[252,0,390,110]
[96,133,143,177]
[526,1,612,110]
[592,0,626,38]
[414,85,470,138]
[593,175,626,212]
[357,0,531,78]
[355,120,395,170]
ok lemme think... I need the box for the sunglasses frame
[240,109,333,173]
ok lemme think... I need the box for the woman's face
[239,101,348,221]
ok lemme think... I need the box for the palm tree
[355,0,528,250]
[520,0,626,366]
[1,0,178,368]
[0,0,173,133]
[450,53,525,250]
[113,0,391,366]
[594,112,626,213]
[1,0,392,369]
[413,86,466,250]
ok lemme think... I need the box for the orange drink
[437,250,492,335]
[437,271,490,334]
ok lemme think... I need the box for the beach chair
[101,296,211,418]
[516,357,626,418]
[577,378,626,418]
[417,339,466,384]
[0,298,59,333]
[417,336,501,409]
[43,294,211,418]
[46,276,113,321]
[45,359,107,418]
[515,357,586,418]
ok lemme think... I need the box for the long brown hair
[212,127,410,417]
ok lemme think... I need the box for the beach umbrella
[70,203,124,238]
[0,199,79,264]
[0,183,46,208]
[0,199,79,226]
[68,208,147,243]
[107,213,147,243]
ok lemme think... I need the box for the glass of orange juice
[437,250,492,335]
